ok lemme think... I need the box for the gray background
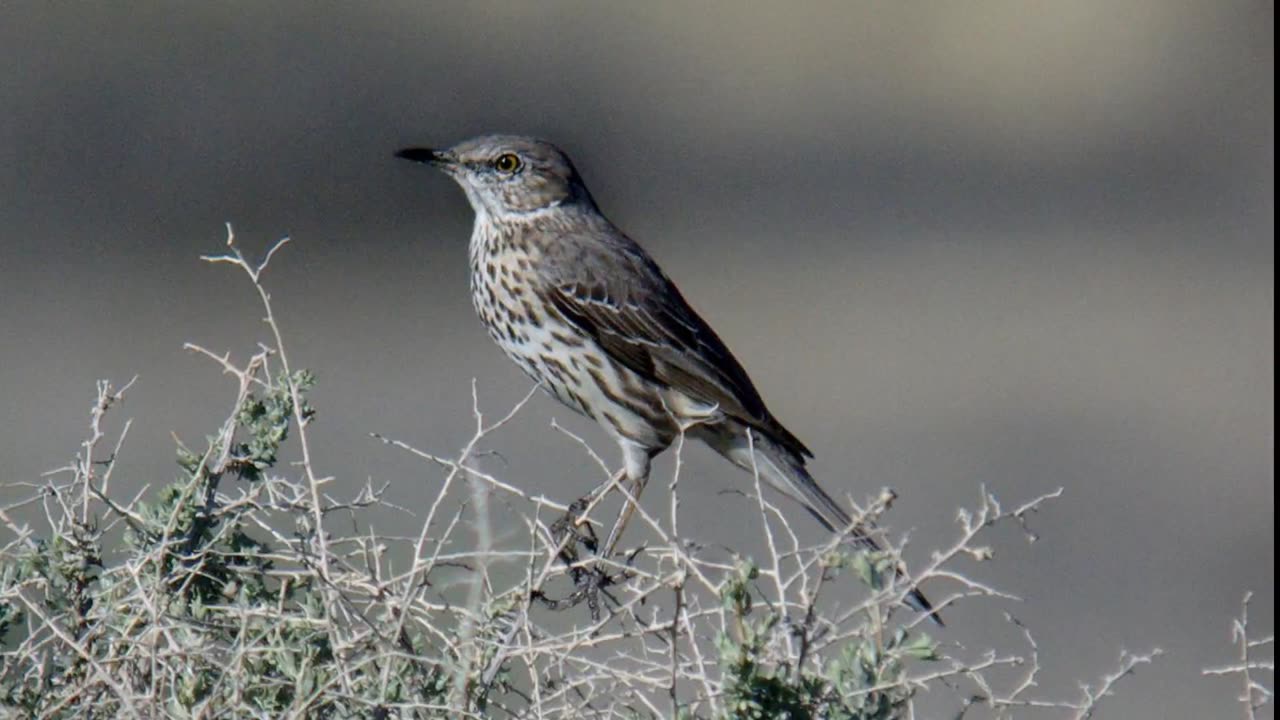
[0,2,1272,718]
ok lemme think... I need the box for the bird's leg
[554,464,644,559]
[546,468,625,556]
[550,497,599,562]
[540,443,653,616]
[600,471,649,559]
[547,467,627,574]
[538,468,635,618]
[597,442,656,559]
[574,468,628,527]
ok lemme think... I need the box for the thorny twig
[1204,592,1274,719]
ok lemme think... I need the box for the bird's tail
[725,430,943,626]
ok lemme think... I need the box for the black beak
[395,147,451,166]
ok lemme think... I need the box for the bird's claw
[538,496,638,620]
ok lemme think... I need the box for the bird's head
[396,135,594,220]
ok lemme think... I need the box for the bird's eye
[493,153,522,173]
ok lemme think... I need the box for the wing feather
[542,236,812,459]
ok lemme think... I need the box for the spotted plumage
[396,135,938,623]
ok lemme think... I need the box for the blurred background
[0,2,1272,717]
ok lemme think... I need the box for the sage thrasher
[396,135,938,622]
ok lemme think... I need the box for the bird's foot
[536,497,637,620]
[550,497,600,560]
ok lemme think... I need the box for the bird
[396,135,938,623]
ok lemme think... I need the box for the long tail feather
[733,431,943,626]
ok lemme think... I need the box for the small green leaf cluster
[713,558,938,720]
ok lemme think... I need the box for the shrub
[2,227,1260,719]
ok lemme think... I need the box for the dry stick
[743,429,799,663]
[372,386,541,678]
[202,226,369,710]
[42,379,165,715]
[369,381,541,708]
[667,581,684,717]
[203,230,330,579]
[1068,649,1165,720]
[13,591,141,715]
[830,486,1062,635]
[456,381,506,711]
[1204,592,1274,720]
[664,425,691,718]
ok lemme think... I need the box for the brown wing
[541,232,812,459]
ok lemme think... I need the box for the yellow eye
[493,153,522,173]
